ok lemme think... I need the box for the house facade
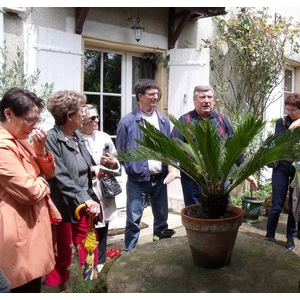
[1,7,300,210]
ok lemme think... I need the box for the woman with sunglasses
[79,104,121,275]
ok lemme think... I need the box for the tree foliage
[0,43,54,99]
[203,7,300,120]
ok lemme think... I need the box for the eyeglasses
[21,115,41,125]
[89,115,99,121]
[286,108,299,113]
[144,92,161,98]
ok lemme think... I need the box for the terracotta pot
[181,204,243,268]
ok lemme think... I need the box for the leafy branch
[201,7,300,120]
[0,43,54,99]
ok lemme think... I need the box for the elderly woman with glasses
[266,93,300,251]
[44,91,101,291]
[79,104,121,274]
[0,87,56,292]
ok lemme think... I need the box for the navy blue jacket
[116,108,170,182]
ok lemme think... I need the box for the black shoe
[153,229,176,241]
[265,236,275,243]
[287,238,295,251]
[161,229,175,238]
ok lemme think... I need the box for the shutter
[167,48,210,210]
[25,25,82,91]
[168,48,210,119]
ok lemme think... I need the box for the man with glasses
[116,78,179,251]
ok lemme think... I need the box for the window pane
[103,53,121,93]
[284,69,293,92]
[86,94,100,109]
[103,95,121,135]
[84,50,101,92]
[132,96,138,111]
[132,56,143,91]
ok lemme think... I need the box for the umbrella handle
[75,203,94,229]
[75,203,87,221]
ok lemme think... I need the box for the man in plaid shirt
[171,85,256,206]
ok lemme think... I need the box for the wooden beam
[168,7,226,50]
[75,7,89,34]
[168,8,192,50]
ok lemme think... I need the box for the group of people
[0,88,119,292]
[0,79,299,292]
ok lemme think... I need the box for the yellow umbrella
[75,204,99,281]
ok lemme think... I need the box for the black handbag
[100,176,122,198]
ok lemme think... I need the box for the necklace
[65,134,80,153]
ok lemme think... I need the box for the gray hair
[193,85,214,98]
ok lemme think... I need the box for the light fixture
[131,9,145,42]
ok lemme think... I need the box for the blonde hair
[82,104,98,124]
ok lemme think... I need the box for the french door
[84,49,144,138]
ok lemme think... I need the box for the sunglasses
[89,115,99,121]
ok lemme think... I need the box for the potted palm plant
[117,114,300,268]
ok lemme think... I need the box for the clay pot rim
[181,204,243,223]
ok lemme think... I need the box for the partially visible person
[45,91,101,290]
[0,87,56,292]
[79,104,121,274]
[0,268,10,293]
[171,85,257,206]
[116,78,180,251]
[266,93,300,251]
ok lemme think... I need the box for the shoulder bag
[100,176,122,198]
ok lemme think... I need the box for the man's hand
[163,166,181,184]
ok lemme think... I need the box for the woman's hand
[31,128,48,158]
[247,175,258,191]
[289,118,300,132]
[100,153,118,169]
[91,166,107,179]
[85,199,100,217]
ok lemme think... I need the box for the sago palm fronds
[117,114,300,219]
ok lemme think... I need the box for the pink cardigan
[0,127,56,289]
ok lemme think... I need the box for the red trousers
[45,214,98,286]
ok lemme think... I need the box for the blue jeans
[266,161,296,239]
[125,175,168,250]
[181,173,231,206]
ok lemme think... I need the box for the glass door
[84,49,145,137]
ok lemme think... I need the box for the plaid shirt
[171,110,233,141]
[171,110,244,166]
